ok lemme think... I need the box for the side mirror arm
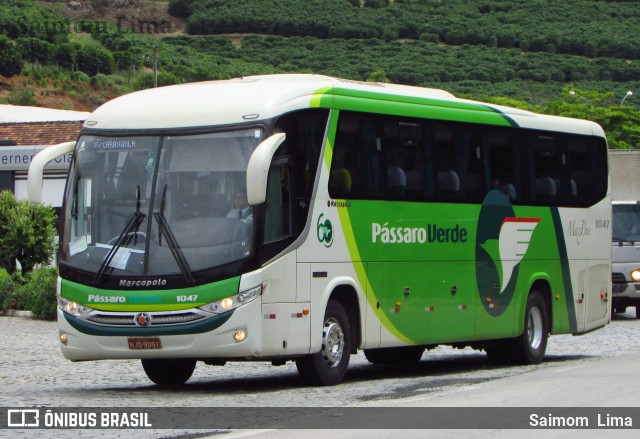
[28,141,76,204]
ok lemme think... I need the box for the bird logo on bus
[476,190,541,316]
[317,214,334,247]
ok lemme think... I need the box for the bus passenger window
[382,118,427,201]
[434,124,461,202]
[329,112,382,200]
[530,135,567,205]
[486,129,522,203]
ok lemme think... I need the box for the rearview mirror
[28,141,76,204]
[246,133,286,205]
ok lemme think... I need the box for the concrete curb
[1,309,33,318]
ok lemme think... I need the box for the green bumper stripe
[61,277,240,312]
[64,311,233,336]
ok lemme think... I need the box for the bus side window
[274,109,328,233]
[264,163,294,244]
[530,134,568,206]
[458,126,485,203]
[382,118,425,201]
[567,136,607,207]
[486,129,522,203]
[329,112,383,200]
[434,124,461,202]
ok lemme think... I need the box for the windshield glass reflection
[62,129,263,279]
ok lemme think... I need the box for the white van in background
[612,201,640,318]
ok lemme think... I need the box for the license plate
[128,337,162,350]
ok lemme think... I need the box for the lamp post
[569,91,591,107]
[620,91,633,106]
[152,45,158,88]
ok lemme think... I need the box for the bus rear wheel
[485,290,549,365]
[141,358,196,385]
[296,300,351,386]
[364,346,424,364]
[511,290,549,364]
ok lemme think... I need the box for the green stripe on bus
[312,87,518,127]
[60,277,240,312]
[336,203,414,344]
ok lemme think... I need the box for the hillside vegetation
[0,0,639,147]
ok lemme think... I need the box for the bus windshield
[613,204,640,244]
[62,128,264,278]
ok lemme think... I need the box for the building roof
[0,121,83,146]
[0,104,90,123]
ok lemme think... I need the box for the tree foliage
[0,191,57,277]
[178,0,640,59]
[0,34,24,77]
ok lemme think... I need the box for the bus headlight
[57,295,94,317]
[631,270,640,282]
[199,283,264,314]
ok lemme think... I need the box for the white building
[0,105,88,228]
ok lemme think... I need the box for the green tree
[367,69,390,83]
[0,34,24,77]
[133,71,180,90]
[0,191,57,277]
[168,0,198,18]
[16,37,53,63]
[77,44,115,76]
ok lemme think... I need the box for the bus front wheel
[296,300,351,386]
[141,358,196,385]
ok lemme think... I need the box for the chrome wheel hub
[321,318,345,367]
[527,306,543,350]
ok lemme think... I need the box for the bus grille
[612,272,628,294]
[611,272,628,284]
[86,311,205,327]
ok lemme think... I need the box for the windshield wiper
[93,186,146,285]
[153,185,196,283]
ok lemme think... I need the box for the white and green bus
[28,75,611,386]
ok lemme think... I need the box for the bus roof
[84,74,605,137]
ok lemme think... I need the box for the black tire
[141,358,196,385]
[486,291,549,365]
[510,290,549,364]
[296,300,351,386]
[364,346,424,364]
[484,342,511,364]
[614,307,627,314]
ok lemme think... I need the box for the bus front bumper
[57,298,264,361]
